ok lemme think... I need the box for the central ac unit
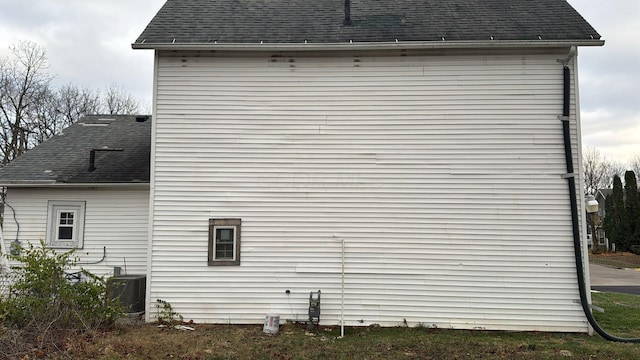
[109,274,146,313]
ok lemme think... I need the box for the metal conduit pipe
[0,225,10,270]
[561,65,640,342]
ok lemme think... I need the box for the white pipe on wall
[0,225,10,271]
[341,238,345,338]
[333,234,346,338]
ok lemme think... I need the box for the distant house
[595,189,612,217]
[593,189,612,249]
[0,115,151,276]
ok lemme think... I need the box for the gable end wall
[148,48,588,332]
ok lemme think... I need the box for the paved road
[590,263,640,295]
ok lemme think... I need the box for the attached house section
[148,49,588,332]
[3,187,149,276]
[0,115,152,278]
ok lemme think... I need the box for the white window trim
[213,225,237,261]
[46,201,86,249]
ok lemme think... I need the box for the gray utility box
[109,275,146,313]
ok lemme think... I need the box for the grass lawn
[6,292,635,360]
[589,252,640,269]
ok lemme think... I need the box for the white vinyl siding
[2,187,149,276]
[149,49,587,332]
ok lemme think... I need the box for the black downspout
[562,65,640,342]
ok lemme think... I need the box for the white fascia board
[132,39,605,51]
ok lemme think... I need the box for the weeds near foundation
[155,299,184,326]
[0,240,123,359]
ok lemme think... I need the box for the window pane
[58,226,73,240]
[216,244,234,259]
[59,212,74,225]
[216,228,234,242]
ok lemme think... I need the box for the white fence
[0,268,19,299]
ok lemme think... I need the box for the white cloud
[581,108,640,163]
[570,0,640,164]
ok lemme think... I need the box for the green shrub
[0,240,124,355]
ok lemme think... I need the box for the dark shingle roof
[134,0,600,46]
[0,115,151,185]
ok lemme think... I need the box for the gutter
[132,39,604,51]
[0,182,149,188]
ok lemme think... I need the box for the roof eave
[132,39,605,51]
[0,181,150,188]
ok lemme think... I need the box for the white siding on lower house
[149,48,588,332]
[2,186,149,276]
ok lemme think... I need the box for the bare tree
[630,155,640,179]
[55,84,102,125]
[0,42,142,166]
[102,83,139,115]
[583,146,610,194]
[604,160,626,189]
[30,84,102,144]
[0,41,52,164]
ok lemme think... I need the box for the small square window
[46,201,86,249]
[208,219,241,266]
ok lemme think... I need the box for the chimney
[88,148,124,172]
[343,0,352,25]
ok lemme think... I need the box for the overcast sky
[0,0,637,165]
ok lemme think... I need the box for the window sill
[208,260,240,266]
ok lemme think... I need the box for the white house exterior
[0,0,604,333]
[133,0,603,332]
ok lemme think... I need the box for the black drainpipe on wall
[561,65,639,342]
